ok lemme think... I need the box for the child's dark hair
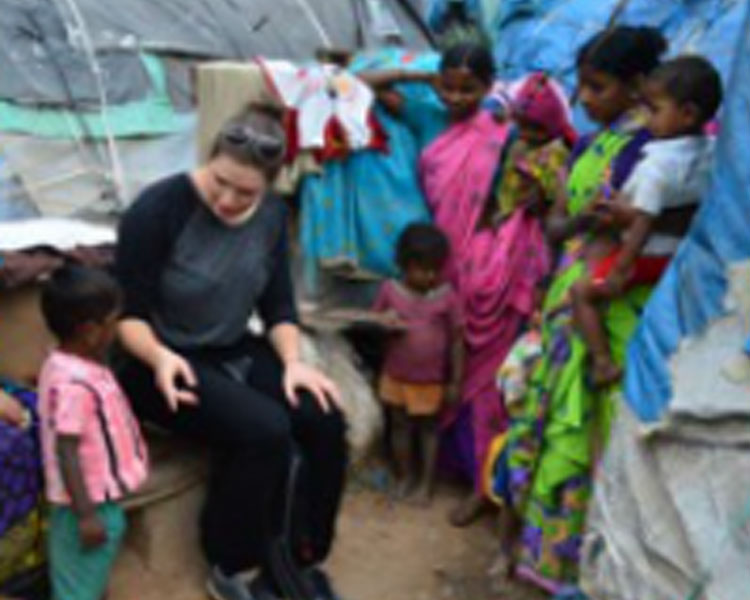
[577,25,667,81]
[41,265,122,342]
[649,55,723,123]
[396,223,450,271]
[440,42,495,86]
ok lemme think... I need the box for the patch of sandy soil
[327,484,546,600]
[111,483,546,600]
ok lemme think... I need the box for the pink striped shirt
[38,350,148,505]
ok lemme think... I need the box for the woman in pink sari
[420,48,576,523]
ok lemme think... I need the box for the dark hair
[536,275,553,291]
[41,265,122,342]
[396,223,450,271]
[649,55,723,122]
[577,26,667,82]
[210,103,287,181]
[440,42,495,85]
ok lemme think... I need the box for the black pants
[117,336,348,575]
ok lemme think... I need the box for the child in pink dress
[374,223,464,504]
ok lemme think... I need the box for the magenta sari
[420,110,551,491]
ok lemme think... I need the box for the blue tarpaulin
[624,1,750,421]
[428,0,744,129]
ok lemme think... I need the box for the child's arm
[57,435,108,549]
[446,331,465,405]
[372,282,406,330]
[358,70,436,116]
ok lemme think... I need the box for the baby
[571,55,722,386]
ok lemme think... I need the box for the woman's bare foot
[396,476,418,500]
[591,355,622,388]
[448,492,490,527]
[486,553,511,578]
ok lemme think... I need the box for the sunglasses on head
[222,124,286,164]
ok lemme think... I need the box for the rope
[50,0,127,208]
[290,0,333,48]
[23,7,109,194]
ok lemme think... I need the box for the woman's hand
[0,389,27,428]
[153,347,199,412]
[283,361,342,414]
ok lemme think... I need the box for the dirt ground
[327,484,546,600]
[111,475,546,600]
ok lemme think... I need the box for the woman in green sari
[491,26,668,594]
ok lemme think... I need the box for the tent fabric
[0,0,431,109]
[0,0,151,107]
[0,54,186,139]
[0,116,197,216]
[57,0,432,58]
[581,400,750,600]
[0,155,37,221]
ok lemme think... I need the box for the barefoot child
[374,223,464,504]
[571,55,722,386]
[38,265,148,600]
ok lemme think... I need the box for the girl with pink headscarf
[421,66,576,525]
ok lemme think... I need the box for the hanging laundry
[258,58,387,161]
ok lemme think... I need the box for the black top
[116,173,297,351]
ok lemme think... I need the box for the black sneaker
[305,568,343,600]
[207,567,281,600]
[251,572,283,600]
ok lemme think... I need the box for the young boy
[571,55,722,386]
[38,265,148,600]
[374,223,464,505]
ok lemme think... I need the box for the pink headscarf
[512,72,577,146]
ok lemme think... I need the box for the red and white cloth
[258,58,386,161]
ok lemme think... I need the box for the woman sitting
[115,105,348,600]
